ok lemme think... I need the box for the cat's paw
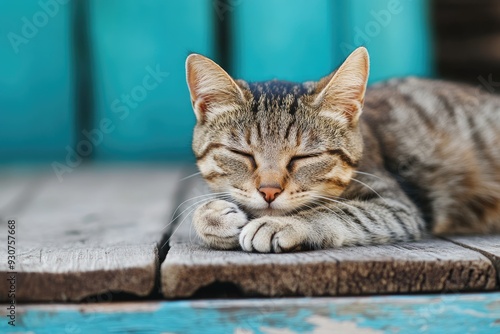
[239,216,307,253]
[193,199,248,250]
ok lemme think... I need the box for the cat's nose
[258,185,282,203]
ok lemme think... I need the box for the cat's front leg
[239,197,425,253]
[193,199,248,250]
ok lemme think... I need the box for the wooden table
[0,165,499,332]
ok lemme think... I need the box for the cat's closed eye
[228,149,257,169]
[287,153,323,171]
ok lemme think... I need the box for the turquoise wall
[0,1,74,162]
[336,0,433,82]
[233,0,337,82]
[89,0,215,161]
[0,0,433,163]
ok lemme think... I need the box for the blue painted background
[0,0,433,163]
[0,1,74,162]
[11,294,500,334]
[89,0,215,161]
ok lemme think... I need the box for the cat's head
[186,47,369,217]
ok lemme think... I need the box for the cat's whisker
[287,207,301,217]
[299,204,322,221]
[306,201,352,226]
[178,171,202,182]
[171,193,231,223]
[189,216,195,245]
[164,194,232,231]
[310,194,359,211]
[169,192,232,224]
[162,194,235,249]
[167,197,218,230]
[350,178,390,205]
[161,203,202,250]
[309,194,371,226]
[353,171,384,181]
[316,194,351,202]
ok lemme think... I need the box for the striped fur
[186,48,500,253]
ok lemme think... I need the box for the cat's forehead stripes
[248,80,310,97]
[248,81,311,115]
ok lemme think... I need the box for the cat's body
[361,78,500,236]
[186,48,500,253]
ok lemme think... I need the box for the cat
[185,47,500,253]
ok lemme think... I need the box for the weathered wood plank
[0,166,183,302]
[163,240,497,298]
[446,236,500,282]
[161,176,498,298]
[5,293,500,333]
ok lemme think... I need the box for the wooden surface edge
[0,246,160,302]
[161,242,498,299]
[445,236,500,286]
[0,256,158,302]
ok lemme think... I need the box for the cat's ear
[186,54,246,123]
[313,47,369,125]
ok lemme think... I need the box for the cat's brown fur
[186,47,500,253]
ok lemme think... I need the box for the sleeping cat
[186,47,500,253]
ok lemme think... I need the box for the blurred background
[0,0,492,171]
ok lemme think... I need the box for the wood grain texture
[0,166,183,302]
[161,176,498,298]
[446,236,500,282]
[6,293,500,334]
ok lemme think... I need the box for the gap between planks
[0,165,185,302]
[1,166,499,301]
[444,236,500,283]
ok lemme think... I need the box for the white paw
[193,199,248,250]
[239,216,306,253]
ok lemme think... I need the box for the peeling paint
[5,293,500,334]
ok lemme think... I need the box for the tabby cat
[186,47,500,253]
